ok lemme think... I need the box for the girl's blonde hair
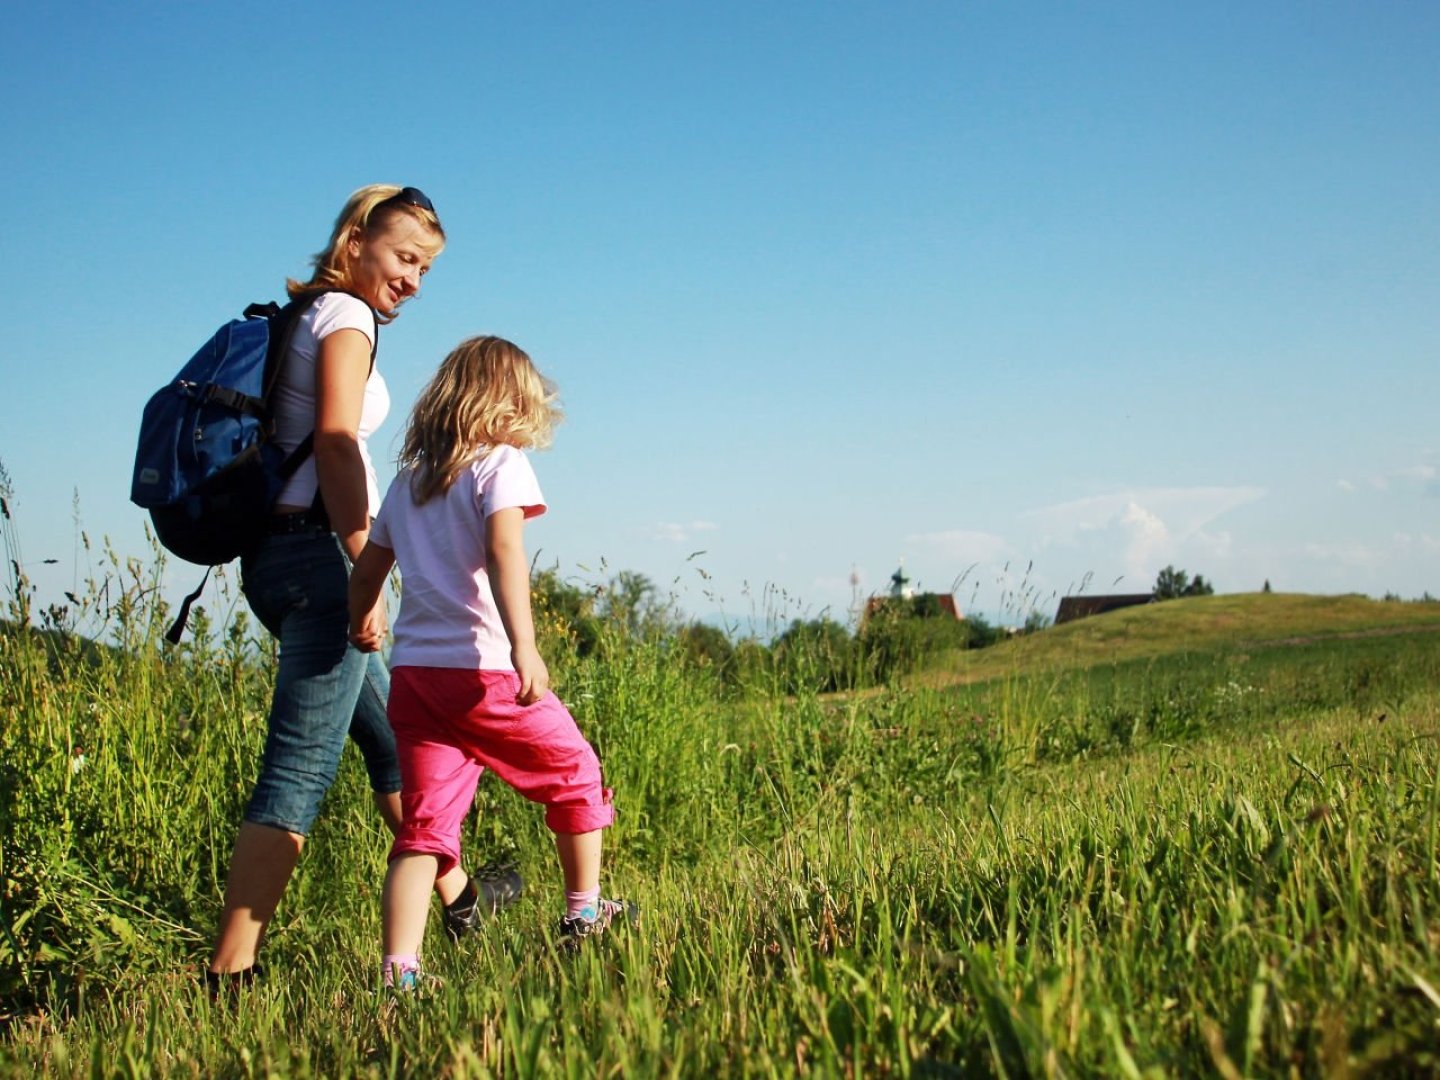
[287,184,446,323]
[400,336,563,504]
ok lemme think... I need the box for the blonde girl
[349,336,632,986]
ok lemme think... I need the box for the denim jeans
[239,528,401,835]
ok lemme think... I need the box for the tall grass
[3,535,1440,1073]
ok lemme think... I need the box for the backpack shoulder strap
[263,289,381,481]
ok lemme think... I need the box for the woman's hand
[349,593,388,653]
[348,541,395,652]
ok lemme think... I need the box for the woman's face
[347,214,440,313]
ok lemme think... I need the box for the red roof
[862,593,963,622]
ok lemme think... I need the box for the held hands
[348,595,389,653]
[511,642,550,705]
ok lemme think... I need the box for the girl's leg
[450,680,620,927]
[374,789,468,902]
[554,830,602,895]
[554,827,635,937]
[386,667,489,953]
[355,654,474,907]
[383,853,439,959]
[458,680,615,842]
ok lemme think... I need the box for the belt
[268,508,330,535]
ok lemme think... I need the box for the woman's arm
[485,507,549,705]
[313,327,374,563]
[348,541,395,653]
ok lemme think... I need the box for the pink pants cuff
[390,828,464,879]
[387,666,615,872]
[546,787,615,834]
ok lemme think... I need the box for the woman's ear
[346,227,365,259]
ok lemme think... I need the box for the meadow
[3,553,1440,1076]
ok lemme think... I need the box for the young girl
[348,335,632,986]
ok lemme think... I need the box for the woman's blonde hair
[400,336,563,504]
[287,184,446,323]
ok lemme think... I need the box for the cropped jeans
[239,528,401,836]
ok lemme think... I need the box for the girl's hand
[347,540,395,652]
[512,642,550,705]
[349,594,388,653]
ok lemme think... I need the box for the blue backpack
[131,291,376,638]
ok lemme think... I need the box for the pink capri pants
[387,666,614,877]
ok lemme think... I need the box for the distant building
[862,561,963,623]
[1054,594,1154,624]
[891,561,915,599]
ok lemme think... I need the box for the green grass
[3,592,1440,1075]
[923,592,1440,687]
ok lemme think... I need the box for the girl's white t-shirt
[270,292,390,516]
[371,446,547,671]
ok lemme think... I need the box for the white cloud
[649,520,718,543]
[1394,462,1440,498]
[1117,502,1170,574]
[1338,458,1439,498]
[1024,487,1263,543]
[1393,532,1440,553]
[1348,459,1440,497]
[1020,486,1265,585]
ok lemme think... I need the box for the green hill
[924,592,1440,687]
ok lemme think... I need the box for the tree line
[530,569,1015,697]
[532,564,1226,698]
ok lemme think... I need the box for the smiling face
[346,213,442,316]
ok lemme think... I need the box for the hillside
[920,592,1440,687]
[6,586,1440,1071]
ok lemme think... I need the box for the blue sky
[2,2,1436,634]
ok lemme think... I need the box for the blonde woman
[207,188,520,990]
[348,336,634,988]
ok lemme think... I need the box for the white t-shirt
[270,292,390,516]
[371,445,547,670]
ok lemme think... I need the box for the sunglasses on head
[379,186,437,215]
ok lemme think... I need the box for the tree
[596,570,674,640]
[1186,574,1214,597]
[1021,608,1052,634]
[773,617,856,694]
[675,621,735,678]
[531,566,602,658]
[1153,565,1215,601]
[858,596,977,683]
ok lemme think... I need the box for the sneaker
[442,864,525,942]
[381,966,444,997]
[557,898,639,947]
[385,963,421,991]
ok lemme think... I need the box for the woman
[207,185,519,986]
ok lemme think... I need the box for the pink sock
[382,952,419,987]
[566,887,600,919]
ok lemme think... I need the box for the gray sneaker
[442,864,525,942]
[557,898,639,948]
[380,965,444,998]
